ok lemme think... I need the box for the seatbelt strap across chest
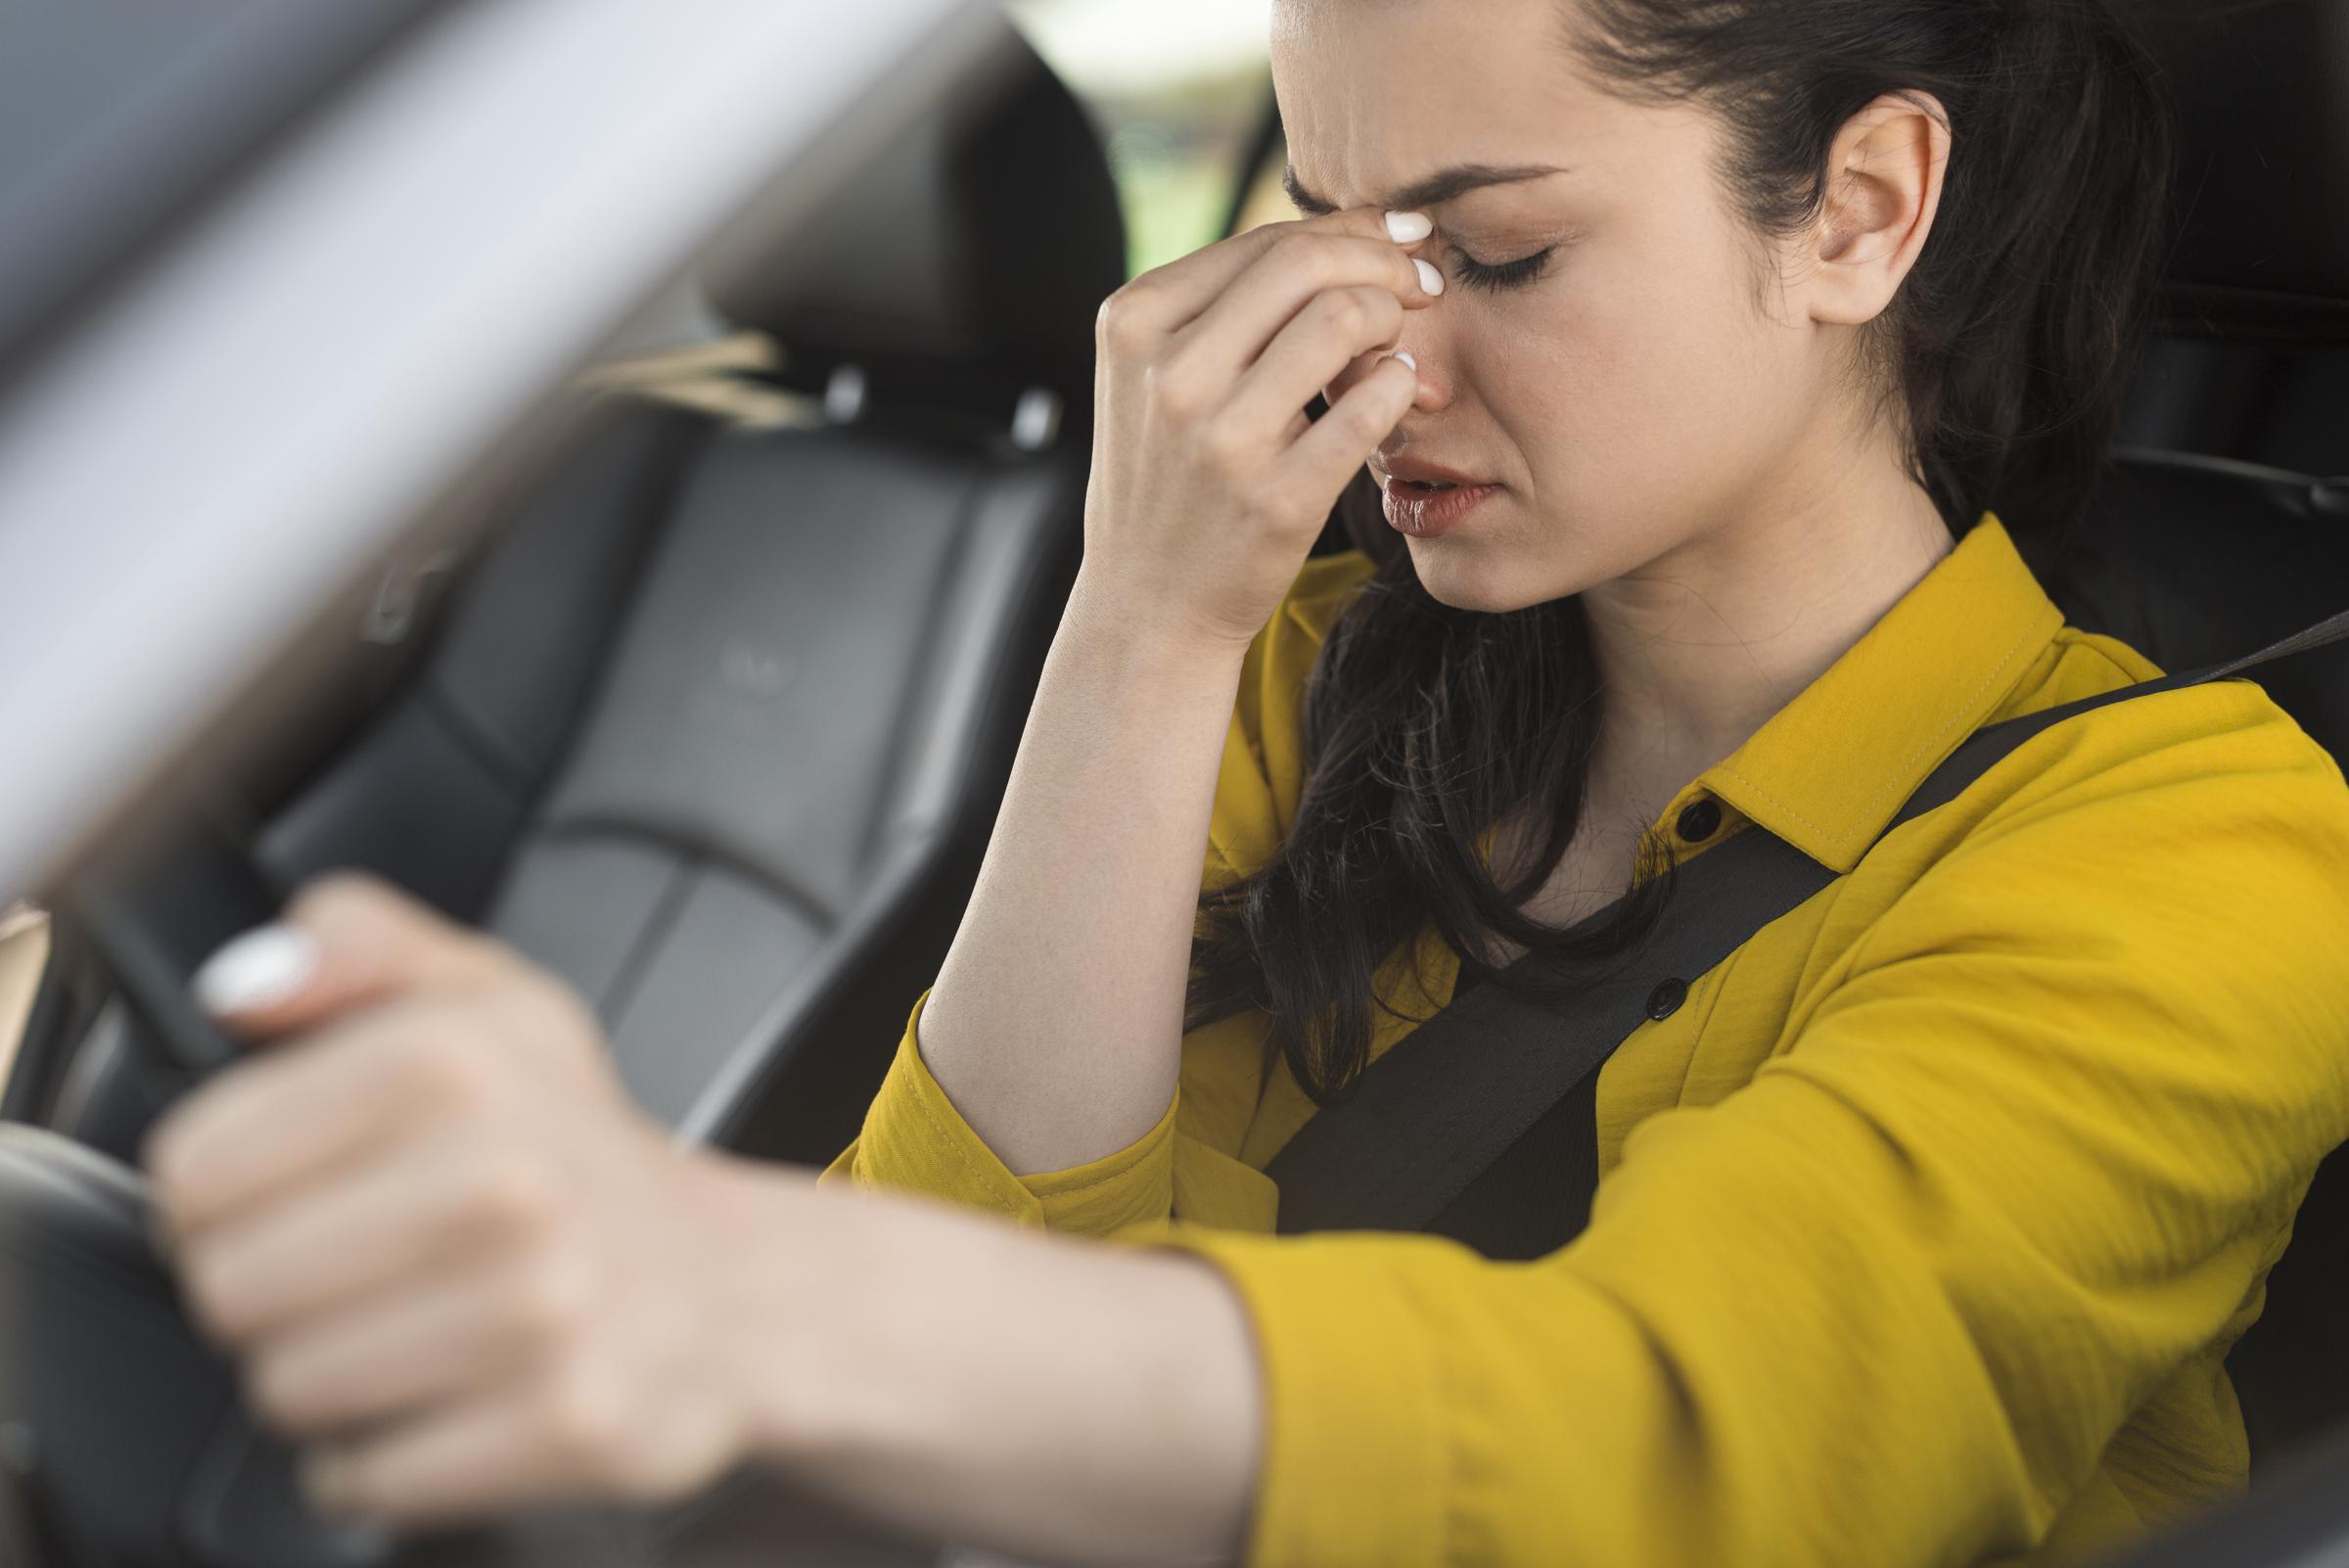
[1267,606,2349,1239]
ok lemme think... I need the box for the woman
[144,0,2349,1564]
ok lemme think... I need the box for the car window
[1007,0,1274,275]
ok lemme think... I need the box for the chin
[1405,535,1560,614]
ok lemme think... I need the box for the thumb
[193,871,506,1042]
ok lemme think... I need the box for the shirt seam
[1665,954,1737,1111]
[903,1064,1028,1222]
[1706,763,1838,849]
[1026,1100,1178,1202]
[1874,615,2046,818]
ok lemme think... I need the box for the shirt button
[1645,978,1689,1022]
[1676,799,1723,844]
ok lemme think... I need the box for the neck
[1578,449,1956,807]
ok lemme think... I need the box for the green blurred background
[1006,0,1283,276]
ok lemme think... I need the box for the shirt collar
[1692,514,2065,873]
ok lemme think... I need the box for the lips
[1371,455,1502,539]
[1375,455,1493,491]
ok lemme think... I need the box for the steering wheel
[1,816,939,1568]
[0,810,406,1568]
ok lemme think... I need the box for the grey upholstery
[253,29,1121,1159]
[479,434,1085,1132]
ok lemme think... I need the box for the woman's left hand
[143,872,1267,1562]
[143,872,781,1526]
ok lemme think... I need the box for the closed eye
[1451,244,1557,293]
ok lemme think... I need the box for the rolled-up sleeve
[1144,732,2349,1568]
[820,573,1336,1235]
[820,991,1180,1233]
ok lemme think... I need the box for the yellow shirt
[824,516,2349,1568]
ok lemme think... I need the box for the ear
[1805,92,1951,328]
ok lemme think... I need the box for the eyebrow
[1280,161,1570,215]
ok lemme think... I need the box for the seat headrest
[2133,0,2349,337]
[702,27,1126,412]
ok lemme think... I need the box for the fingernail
[1384,210,1433,244]
[194,925,320,1017]
[1413,258,1445,297]
[1384,350,1418,371]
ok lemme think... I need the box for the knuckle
[285,869,396,930]
[1280,230,1355,285]
[180,1250,251,1342]
[1193,415,1259,472]
[514,979,603,1068]
[1313,288,1374,341]
[1267,227,1322,265]
[506,1252,594,1346]
[247,1353,316,1432]
[408,1033,495,1114]
[1336,392,1398,439]
[539,1367,628,1468]
[147,1150,200,1225]
[1142,354,1209,420]
[1096,284,1154,351]
[468,1153,561,1241]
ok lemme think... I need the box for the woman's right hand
[1076,207,1440,650]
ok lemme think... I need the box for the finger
[249,1249,587,1436]
[146,992,503,1236]
[194,872,508,1041]
[306,1373,724,1527]
[1278,353,1423,502]
[1217,284,1407,443]
[1108,207,1417,339]
[175,1127,554,1344]
[1161,229,1432,387]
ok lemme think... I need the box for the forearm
[914,570,1252,1176]
[726,1170,1263,1567]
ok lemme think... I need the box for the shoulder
[1885,627,2349,1049]
[1832,640,2349,1166]
[1206,552,1379,884]
[1987,623,2347,829]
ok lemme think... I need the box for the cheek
[1482,221,1815,545]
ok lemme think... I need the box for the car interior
[0,0,2344,1564]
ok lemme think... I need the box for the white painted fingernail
[1385,350,1418,371]
[1385,210,1433,244]
[194,925,320,1016]
[1413,258,1445,297]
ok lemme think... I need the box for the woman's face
[1277,0,1858,612]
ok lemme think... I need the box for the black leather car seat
[2120,0,2349,481]
[2020,0,2349,1469]
[232,28,1121,1161]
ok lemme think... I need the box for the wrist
[703,1160,955,1469]
[1063,568,1266,669]
[719,1175,1263,1562]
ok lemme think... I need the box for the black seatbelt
[1267,606,2349,1243]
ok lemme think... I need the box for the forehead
[1270,0,1605,208]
